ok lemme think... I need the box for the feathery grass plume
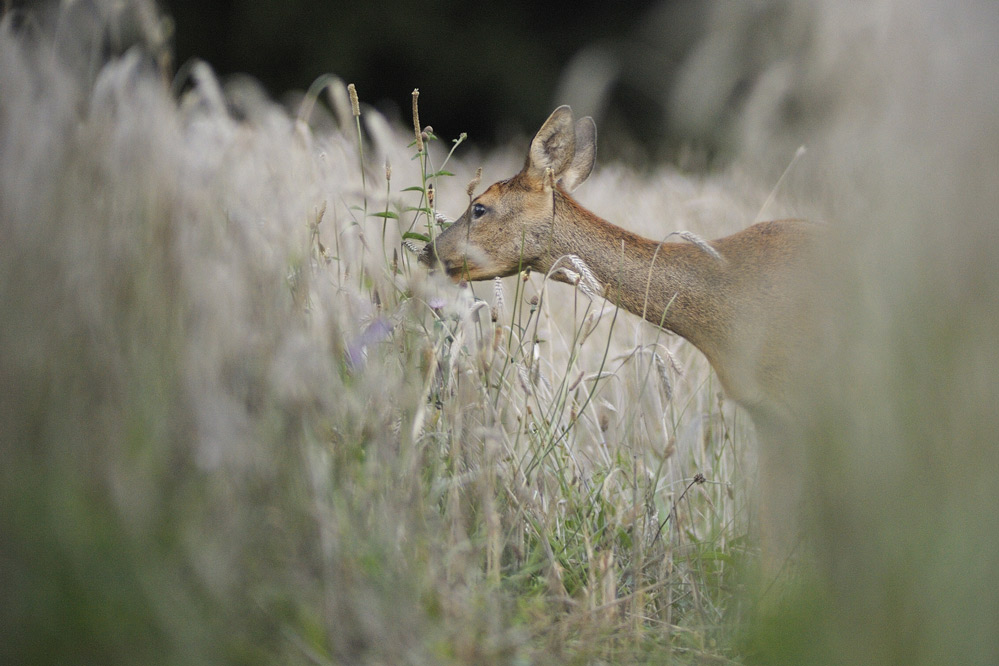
[188,60,227,115]
[568,254,602,297]
[535,365,553,397]
[657,343,684,377]
[490,320,503,352]
[347,82,360,116]
[556,267,581,285]
[578,309,601,345]
[298,73,346,127]
[491,276,504,322]
[653,351,674,402]
[466,166,482,198]
[670,230,724,262]
[549,254,601,299]
[310,200,330,264]
[411,88,423,152]
[517,364,533,395]
[468,300,489,323]
[326,77,353,127]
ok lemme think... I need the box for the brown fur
[420,106,816,427]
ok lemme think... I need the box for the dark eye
[471,203,487,219]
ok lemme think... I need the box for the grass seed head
[411,88,423,152]
[491,277,504,322]
[347,82,360,116]
[653,352,674,402]
[466,166,482,198]
[567,254,602,298]
[674,230,723,262]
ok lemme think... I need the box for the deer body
[421,106,814,426]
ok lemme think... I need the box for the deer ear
[526,106,575,184]
[559,117,596,193]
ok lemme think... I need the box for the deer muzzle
[418,241,438,268]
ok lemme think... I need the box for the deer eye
[471,203,487,219]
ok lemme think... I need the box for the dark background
[162,0,717,163]
[9,0,796,165]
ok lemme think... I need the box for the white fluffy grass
[7,1,996,663]
[0,4,769,663]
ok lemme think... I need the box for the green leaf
[402,231,431,242]
[370,211,399,219]
[428,170,455,178]
[401,186,425,193]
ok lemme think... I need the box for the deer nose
[418,241,438,267]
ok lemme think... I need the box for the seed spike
[466,166,483,198]
[412,89,423,152]
[347,83,360,117]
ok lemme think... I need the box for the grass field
[2,2,998,664]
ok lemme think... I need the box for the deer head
[419,106,596,280]
[417,104,818,439]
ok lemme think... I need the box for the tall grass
[725,2,999,664]
[6,1,995,664]
[0,3,770,664]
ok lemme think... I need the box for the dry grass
[3,1,998,665]
[0,4,769,664]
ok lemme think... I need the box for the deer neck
[538,193,733,362]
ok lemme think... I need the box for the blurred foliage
[4,1,999,664]
[164,0,664,151]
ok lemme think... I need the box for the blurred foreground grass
[3,1,999,664]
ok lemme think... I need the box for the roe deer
[419,106,816,430]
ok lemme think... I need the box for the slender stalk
[347,84,367,218]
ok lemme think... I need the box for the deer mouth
[441,261,474,281]
[418,243,469,280]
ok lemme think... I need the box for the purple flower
[345,317,393,370]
